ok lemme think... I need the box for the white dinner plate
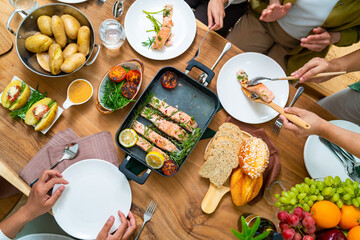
[52,159,132,240]
[124,0,196,60]
[304,120,360,181]
[18,234,73,240]
[217,52,289,124]
[56,0,87,4]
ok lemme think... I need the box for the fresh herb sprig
[142,37,155,49]
[101,80,134,111]
[143,11,162,33]
[10,89,47,119]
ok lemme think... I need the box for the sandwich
[1,79,31,110]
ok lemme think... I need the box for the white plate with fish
[125,0,196,60]
[217,52,289,124]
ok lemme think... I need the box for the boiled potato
[61,14,80,40]
[63,43,78,59]
[37,15,52,36]
[60,53,86,73]
[35,101,58,131]
[25,98,52,125]
[25,34,53,53]
[51,15,67,48]
[49,43,64,75]
[77,26,90,55]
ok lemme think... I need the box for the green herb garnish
[9,88,47,119]
[143,11,162,34]
[142,37,155,49]
[101,80,134,111]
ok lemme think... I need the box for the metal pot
[6,3,100,77]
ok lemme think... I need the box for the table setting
[1,0,360,239]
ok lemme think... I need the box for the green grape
[304,196,309,202]
[315,189,320,194]
[309,179,315,185]
[298,193,307,200]
[303,203,310,212]
[352,199,360,207]
[290,198,297,205]
[280,197,290,204]
[291,187,298,195]
[337,187,344,194]
[288,192,296,199]
[334,176,341,186]
[344,186,355,195]
[332,193,340,202]
[357,196,360,202]
[307,200,314,207]
[323,187,333,196]
[280,206,286,211]
[343,194,352,200]
[274,194,280,199]
[324,176,334,186]
[305,177,311,185]
[285,205,293,211]
[317,181,325,190]
[310,195,317,201]
[345,199,352,206]
[282,191,290,198]
[299,199,305,204]
[296,184,303,193]
[303,184,310,194]
[353,181,359,188]
[337,199,344,208]
[275,201,281,207]
[309,185,316,194]
[345,178,353,186]
[317,195,324,201]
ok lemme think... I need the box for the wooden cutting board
[0,22,13,56]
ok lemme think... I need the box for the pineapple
[231,216,271,240]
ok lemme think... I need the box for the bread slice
[199,148,238,188]
[213,130,243,144]
[204,136,240,160]
[219,122,243,137]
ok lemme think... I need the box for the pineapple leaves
[248,217,260,237]
[231,229,243,238]
[231,216,271,240]
[241,216,249,235]
[253,231,270,240]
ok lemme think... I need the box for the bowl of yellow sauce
[63,79,93,109]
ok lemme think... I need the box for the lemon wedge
[145,151,165,169]
[119,129,138,147]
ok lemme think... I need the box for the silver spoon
[113,0,125,18]
[30,143,79,187]
[198,42,232,85]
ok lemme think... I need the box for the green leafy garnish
[231,217,270,240]
[101,80,134,111]
[142,37,155,49]
[143,11,162,33]
[143,9,164,15]
[10,88,47,119]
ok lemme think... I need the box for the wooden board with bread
[200,122,270,214]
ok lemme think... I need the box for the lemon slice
[119,129,138,147]
[145,151,165,169]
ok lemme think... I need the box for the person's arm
[291,49,360,82]
[207,0,227,30]
[0,170,68,239]
[300,27,341,52]
[259,0,292,22]
[280,107,360,158]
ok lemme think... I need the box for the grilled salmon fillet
[141,107,189,142]
[152,4,173,50]
[132,121,179,153]
[149,96,198,132]
[136,136,170,160]
[236,69,275,103]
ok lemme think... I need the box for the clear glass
[99,19,126,49]
[8,0,37,11]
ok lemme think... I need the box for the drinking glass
[8,0,38,12]
[99,19,126,49]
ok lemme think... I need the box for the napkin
[225,116,281,204]
[20,129,119,185]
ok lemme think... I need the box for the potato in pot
[49,43,64,75]
[77,26,90,55]
[25,34,53,53]
[37,15,52,36]
[51,15,67,48]
[60,53,85,73]
[63,43,78,59]
[61,14,81,40]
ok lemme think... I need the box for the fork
[187,27,212,63]
[95,0,106,6]
[272,86,304,135]
[135,200,157,240]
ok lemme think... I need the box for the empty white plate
[217,52,289,124]
[52,159,131,239]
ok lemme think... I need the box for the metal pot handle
[85,43,101,66]
[119,155,151,184]
[185,59,215,87]
[7,9,27,35]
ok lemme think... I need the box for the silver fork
[135,200,157,240]
[95,0,106,6]
[272,86,304,135]
[187,27,212,63]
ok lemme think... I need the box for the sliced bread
[219,122,243,137]
[204,136,240,160]
[213,129,243,144]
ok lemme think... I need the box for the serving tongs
[247,71,346,86]
[241,88,311,129]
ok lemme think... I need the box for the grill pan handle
[185,59,215,86]
[119,155,151,184]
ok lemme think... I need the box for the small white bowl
[63,79,93,109]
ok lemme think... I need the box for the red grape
[293,207,305,220]
[293,232,302,240]
[282,228,295,240]
[302,216,316,229]
[288,214,299,227]
[278,211,290,222]
[279,222,290,230]
[303,212,312,218]
[305,225,316,234]
[303,235,314,240]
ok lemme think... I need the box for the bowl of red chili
[96,59,143,114]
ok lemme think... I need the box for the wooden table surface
[0,0,336,239]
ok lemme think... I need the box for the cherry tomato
[7,85,20,102]
[121,82,137,99]
[160,71,178,89]
[32,104,50,119]
[126,70,141,86]
[162,160,178,176]
[109,66,126,82]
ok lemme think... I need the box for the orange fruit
[310,200,341,228]
[348,226,360,240]
[338,205,360,230]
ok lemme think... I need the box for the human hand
[300,27,340,52]
[23,170,68,220]
[207,0,226,30]
[280,107,327,137]
[96,211,136,240]
[259,3,291,22]
[291,57,332,83]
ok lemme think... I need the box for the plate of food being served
[217,52,289,124]
[124,0,196,60]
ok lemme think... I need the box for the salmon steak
[135,135,170,160]
[152,4,174,50]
